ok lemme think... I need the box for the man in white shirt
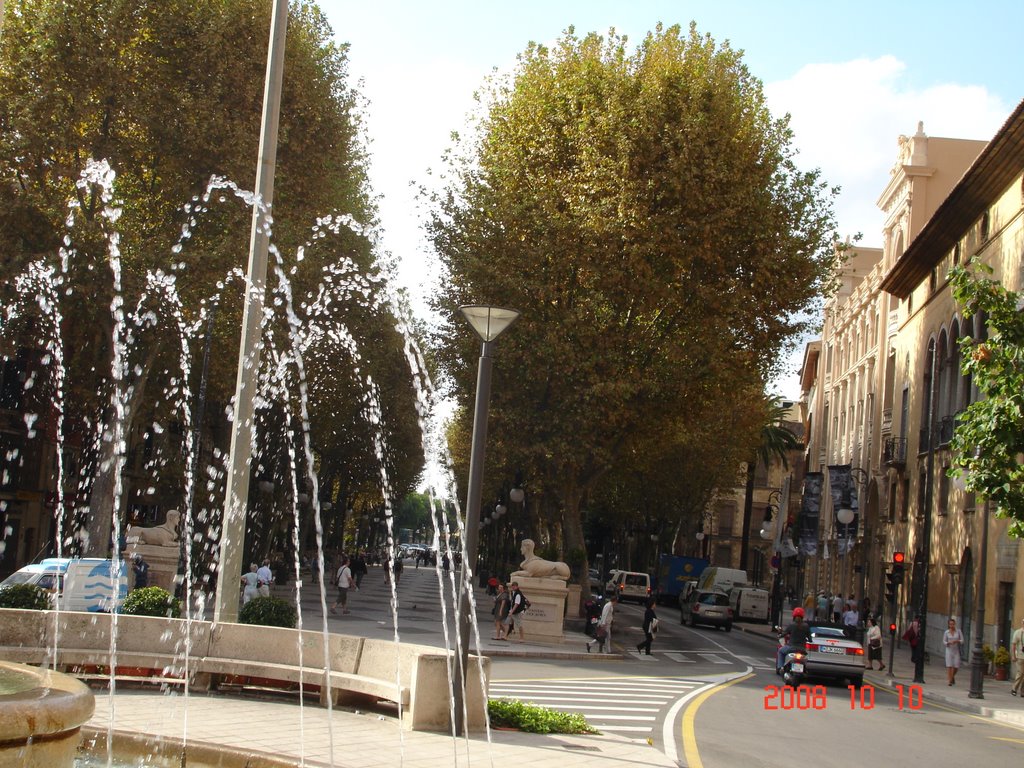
[586,594,617,653]
[256,560,274,598]
[331,557,355,614]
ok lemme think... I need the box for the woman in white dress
[943,617,964,686]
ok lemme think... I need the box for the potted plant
[993,645,1011,680]
[983,644,995,675]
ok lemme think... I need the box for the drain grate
[563,745,601,752]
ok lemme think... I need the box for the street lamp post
[967,498,990,698]
[215,0,289,624]
[956,446,990,699]
[452,305,520,736]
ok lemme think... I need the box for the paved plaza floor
[86,688,678,768]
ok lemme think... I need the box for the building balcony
[884,437,907,468]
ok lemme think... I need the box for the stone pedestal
[124,544,180,593]
[566,584,582,618]
[511,576,568,643]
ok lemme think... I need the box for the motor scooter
[776,629,807,687]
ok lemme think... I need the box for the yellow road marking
[681,673,754,768]
[990,736,1024,744]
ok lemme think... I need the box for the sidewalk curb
[735,621,1024,728]
[864,671,1024,727]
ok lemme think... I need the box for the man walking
[331,556,355,614]
[507,582,528,643]
[1011,616,1024,696]
[587,593,617,653]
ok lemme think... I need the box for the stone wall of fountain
[0,660,95,768]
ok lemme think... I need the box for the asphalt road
[291,565,1024,766]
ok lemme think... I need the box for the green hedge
[238,596,297,628]
[121,586,181,618]
[488,699,599,734]
[0,583,52,610]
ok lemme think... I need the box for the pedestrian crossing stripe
[664,652,693,663]
[735,655,774,668]
[697,653,731,664]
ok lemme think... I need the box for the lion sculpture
[509,538,571,580]
[125,509,181,547]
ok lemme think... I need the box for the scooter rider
[777,606,812,673]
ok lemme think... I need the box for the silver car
[805,624,865,686]
[681,590,733,631]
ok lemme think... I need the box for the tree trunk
[83,347,159,557]
[739,459,755,571]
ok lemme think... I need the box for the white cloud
[765,57,1010,399]
[766,56,1009,243]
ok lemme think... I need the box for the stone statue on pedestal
[125,509,180,547]
[510,539,570,580]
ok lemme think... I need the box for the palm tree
[739,395,802,571]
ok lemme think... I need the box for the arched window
[937,328,951,421]
[948,318,962,415]
[959,316,973,410]
[920,339,936,452]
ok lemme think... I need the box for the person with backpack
[508,582,529,642]
[637,598,658,656]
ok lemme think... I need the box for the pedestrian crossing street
[489,676,700,735]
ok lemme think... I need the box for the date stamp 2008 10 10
[763,684,924,711]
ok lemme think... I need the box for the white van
[0,558,128,612]
[605,570,651,603]
[696,567,748,594]
[729,586,770,622]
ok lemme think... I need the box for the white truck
[729,586,770,622]
[695,567,749,594]
[0,557,129,612]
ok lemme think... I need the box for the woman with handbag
[865,616,885,670]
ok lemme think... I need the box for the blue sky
[317,1,1021,396]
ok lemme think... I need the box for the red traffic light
[889,622,897,633]
[893,551,906,564]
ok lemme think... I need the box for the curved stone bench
[0,608,489,732]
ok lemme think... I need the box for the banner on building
[798,472,824,556]
[828,464,859,556]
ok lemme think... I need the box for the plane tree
[428,24,839,581]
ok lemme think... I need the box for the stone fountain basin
[0,660,95,768]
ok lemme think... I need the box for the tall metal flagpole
[215,0,289,623]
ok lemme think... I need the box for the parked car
[803,623,865,686]
[588,568,603,593]
[681,589,733,631]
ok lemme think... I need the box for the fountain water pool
[0,660,95,768]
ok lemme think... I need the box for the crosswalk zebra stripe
[697,653,731,664]
[491,684,692,696]
[735,654,774,667]
[664,652,694,663]
[492,702,662,713]
[491,695,668,706]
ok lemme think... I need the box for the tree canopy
[0,0,424,564]
[949,260,1024,537]
[427,24,839,573]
